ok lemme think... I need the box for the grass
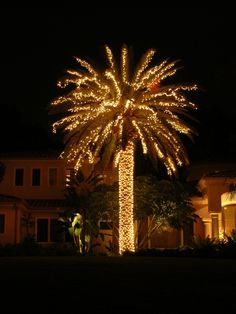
[0,256,236,313]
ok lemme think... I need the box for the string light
[50,45,198,254]
[119,140,135,253]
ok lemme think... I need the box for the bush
[18,235,42,256]
[190,235,219,257]
[42,242,78,256]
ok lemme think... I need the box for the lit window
[15,168,24,186]
[49,168,57,186]
[0,214,5,233]
[32,169,40,186]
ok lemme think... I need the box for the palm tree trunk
[118,140,135,254]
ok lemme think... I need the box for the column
[211,214,219,239]
[202,219,211,238]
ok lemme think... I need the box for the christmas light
[119,140,135,253]
[50,45,198,254]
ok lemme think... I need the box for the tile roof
[0,194,23,202]
[0,195,72,210]
[26,198,71,209]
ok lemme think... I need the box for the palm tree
[50,45,198,254]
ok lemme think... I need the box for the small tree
[92,175,197,251]
[58,213,83,253]
[61,170,113,254]
[21,213,34,237]
[134,176,197,248]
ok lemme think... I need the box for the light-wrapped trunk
[118,140,135,254]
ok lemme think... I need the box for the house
[0,150,70,245]
[1,150,236,253]
[187,163,236,240]
[0,150,114,253]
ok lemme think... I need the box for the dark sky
[0,7,236,165]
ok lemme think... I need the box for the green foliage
[92,175,197,250]
[219,229,236,257]
[0,241,77,256]
[133,176,197,248]
[191,235,216,249]
[105,240,118,256]
[100,175,196,226]
[134,176,197,229]
[19,235,42,256]
[227,183,236,200]
[58,213,83,253]
[65,170,104,208]
[42,242,77,256]
[229,228,236,241]
[190,235,219,257]
[50,46,198,178]
[61,170,115,254]
[21,213,34,236]
[61,172,197,253]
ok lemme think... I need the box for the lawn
[0,256,236,313]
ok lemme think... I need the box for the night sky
[0,8,235,166]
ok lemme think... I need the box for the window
[15,168,24,186]
[48,168,57,186]
[36,218,61,242]
[0,214,5,233]
[37,219,48,242]
[32,168,40,186]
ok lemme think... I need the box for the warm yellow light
[50,45,198,254]
[118,141,135,254]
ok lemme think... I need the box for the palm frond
[50,45,198,175]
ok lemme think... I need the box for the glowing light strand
[118,141,135,253]
[50,45,198,254]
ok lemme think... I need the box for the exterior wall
[0,202,26,245]
[2,156,236,249]
[93,229,114,255]
[191,196,211,238]
[31,210,62,244]
[0,154,69,245]
[150,229,180,248]
[137,218,149,248]
[0,158,67,199]
[0,207,17,244]
[193,174,236,240]
[222,205,236,237]
[0,153,99,246]
[205,178,228,213]
[136,218,191,249]
[193,217,205,238]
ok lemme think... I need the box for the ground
[0,256,235,313]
